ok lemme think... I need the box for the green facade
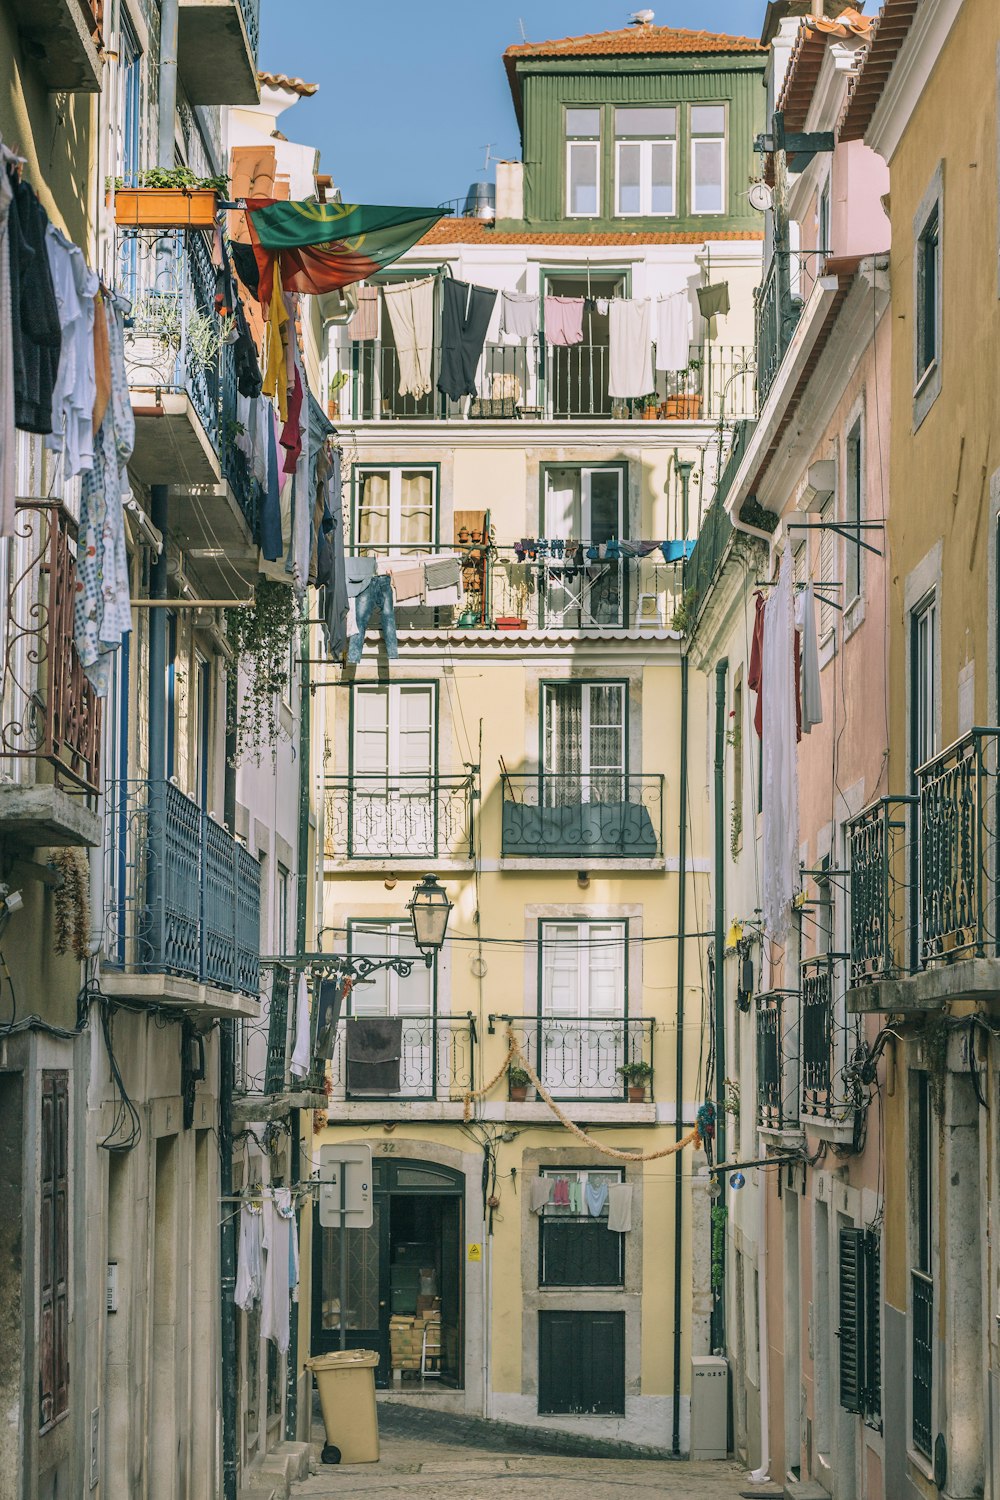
[503,53,766,234]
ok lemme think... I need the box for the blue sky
[258,1,768,206]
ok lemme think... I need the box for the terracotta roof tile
[417,218,764,247]
[778,11,872,133]
[839,0,920,142]
[256,71,319,97]
[503,25,765,60]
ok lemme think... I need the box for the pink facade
[831,139,890,261]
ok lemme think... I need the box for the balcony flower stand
[114,187,219,229]
[618,1060,652,1102]
[508,1066,530,1103]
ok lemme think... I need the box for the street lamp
[408,873,453,967]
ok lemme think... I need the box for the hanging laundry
[289,972,312,1079]
[347,575,399,662]
[346,1016,403,1094]
[544,295,585,347]
[345,556,376,597]
[349,284,379,341]
[280,365,304,474]
[761,544,799,942]
[92,288,111,433]
[501,290,539,342]
[0,149,17,535]
[607,1184,633,1233]
[748,590,766,738]
[424,556,463,594]
[568,1179,583,1215]
[235,1203,263,1311]
[655,291,693,372]
[551,1177,570,1207]
[8,171,62,436]
[797,582,823,734]
[585,1178,609,1218]
[697,281,730,340]
[376,556,424,605]
[75,295,133,698]
[608,298,653,398]
[261,1195,291,1353]
[438,279,498,402]
[45,226,99,478]
[529,1177,552,1214]
[261,261,290,420]
[259,409,283,563]
[383,277,435,399]
[230,239,260,300]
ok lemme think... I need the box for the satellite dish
[748,180,773,212]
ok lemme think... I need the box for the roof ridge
[503,23,764,58]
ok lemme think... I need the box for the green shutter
[863,1230,882,1423]
[838,1226,864,1414]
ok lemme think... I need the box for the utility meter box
[690,1355,729,1459]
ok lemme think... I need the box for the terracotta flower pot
[509,1085,528,1102]
[663,394,703,420]
[115,187,218,229]
[628,1084,647,1103]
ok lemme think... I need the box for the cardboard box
[416,1295,441,1316]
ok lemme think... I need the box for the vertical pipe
[220,675,239,1500]
[157,0,179,170]
[671,651,689,1454]
[147,486,169,958]
[712,659,729,1354]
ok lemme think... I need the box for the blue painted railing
[238,0,260,61]
[106,779,261,996]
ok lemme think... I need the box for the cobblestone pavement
[293,1399,780,1498]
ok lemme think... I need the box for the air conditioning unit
[690,1355,728,1459]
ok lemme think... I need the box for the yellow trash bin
[308,1350,380,1464]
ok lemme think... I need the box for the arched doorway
[311,1156,464,1389]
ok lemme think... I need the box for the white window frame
[613,109,676,218]
[844,416,864,607]
[543,465,625,542]
[542,681,626,789]
[540,920,627,1019]
[351,683,437,857]
[912,597,938,770]
[566,139,600,219]
[912,163,943,429]
[689,104,727,216]
[354,464,437,557]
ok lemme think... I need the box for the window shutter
[838,1226,864,1414]
[39,1071,69,1430]
[819,501,835,636]
[586,924,625,1017]
[543,926,580,1015]
[39,1077,55,1429]
[863,1230,881,1422]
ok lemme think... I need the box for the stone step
[783,1483,830,1500]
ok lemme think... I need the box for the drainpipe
[671,651,689,1455]
[748,1177,771,1483]
[712,660,728,1354]
[285,618,312,1441]
[157,0,179,170]
[220,672,239,1500]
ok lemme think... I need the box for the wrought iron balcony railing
[800,955,835,1120]
[337,341,755,423]
[755,988,799,1130]
[326,1012,476,1101]
[754,250,827,409]
[324,773,477,860]
[0,502,102,793]
[500,773,663,859]
[848,796,917,986]
[487,1014,654,1102]
[918,728,1000,965]
[104,779,261,995]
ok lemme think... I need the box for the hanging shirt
[748,591,766,738]
[261,262,290,420]
[655,291,693,372]
[289,972,311,1079]
[608,298,653,398]
[235,1204,263,1311]
[45,226,99,478]
[544,296,585,347]
[261,1196,291,1353]
[437,279,497,403]
[8,173,62,435]
[501,290,539,342]
[761,545,799,942]
[796,583,823,734]
[349,284,378,341]
[585,1179,609,1218]
[382,278,435,399]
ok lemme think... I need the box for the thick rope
[463,1025,700,1163]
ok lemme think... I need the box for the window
[539,1311,625,1415]
[346,920,435,1096]
[351,684,435,856]
[165,610,177,779]
[916,205,940,384]
[819,178,831,254]
[39,1071,69,1431]
[354,466,436,555]
[911,1073,934,1458]
[539,921,628,1097]
[276,862,291,952]
[614,107,676,216]
[818,498,836,639]
[543,681,625,803]
[839,1227,882,1424]
[690,105,726,214]
[118,12,142,182]
[911,599,938,770]
[732,671,744,849]
[845,419,864,605]
[193,654,211,808]
[538,1168,624,1287]
[542,466,625,625]
[565,108,600,217]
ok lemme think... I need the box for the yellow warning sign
[467,1243,482,1262]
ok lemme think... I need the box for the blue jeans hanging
[347,574,399,662]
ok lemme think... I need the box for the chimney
[495,160,524,221]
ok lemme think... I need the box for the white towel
[382,277,435,398]
[289,972,311,1079]
[501,290,539,342]
[655,292,693,371]
[235,1204,262,1310]
[529,1177,553,1214]
[607,1183,633,1233]
[608,299,653,398]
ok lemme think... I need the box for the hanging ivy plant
[52,849,91,962]
[226,579,300,764]
[711,1203,728,1295]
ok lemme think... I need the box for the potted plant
[618,1060,653,1102]
[642,393,659,420]
[664,358,704,419]
[508,1065,531,1102]
[113,167,228,229]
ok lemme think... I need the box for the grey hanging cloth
[437,278,498,401]
[314,978,347,1063]
[346,1016,403,1093]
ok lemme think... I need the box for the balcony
[0,504,102,845]
[326,1013,477,1104]
[103,779,261,1015]
[487,1014,655,1106]
[7,0,103,92]
[177,0,259,106]
[338,341,755,424]
[755,989,799,1133]
[118,228,259,587]
[754,250,827,410]
[324,774,477,864]
[800,956,835,1122]
[500,774,663,863]
[847,796,916,987]
[233,964,328,1118]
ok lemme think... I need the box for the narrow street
[291,1401,776,1498]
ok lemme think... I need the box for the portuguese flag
[244,199,445,306]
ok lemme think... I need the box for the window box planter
[627,1083,647,1103]
[114,187,218,229]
